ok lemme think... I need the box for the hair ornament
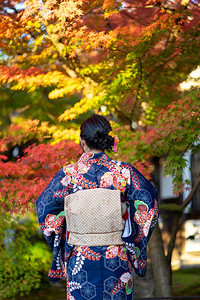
[108,131,119,152]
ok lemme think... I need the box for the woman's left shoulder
[113,159,156,190]
[110,159,133,171]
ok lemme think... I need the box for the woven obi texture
[64,188,125,246]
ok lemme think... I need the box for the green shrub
[0,211,52,299]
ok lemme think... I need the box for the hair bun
[80,115,114,151]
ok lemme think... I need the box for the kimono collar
[78,152,106,164]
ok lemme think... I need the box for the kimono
[36,152,158,300]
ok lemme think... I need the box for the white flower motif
[134,260,138,269]
[143,219,151,237]
[107,245,118,257]
[120,272,132,283]
[61,176,71,186]
[121,168,131,184]
[43,228,51,236]
[77,162,90,173]
[100,172,113,187]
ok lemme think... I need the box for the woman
[36,114,158,300]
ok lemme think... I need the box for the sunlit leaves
[22,0,84,23]
[0,65,46,86]
[59,92,102,121]
[1,0,199,127]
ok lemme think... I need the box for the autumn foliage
[0,120,82,213]
[1,0,200,124]
[0,0,200,212]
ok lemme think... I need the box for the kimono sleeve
[122,165,158,277]
[36,169,68,282]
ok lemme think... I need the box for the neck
[85,150,103,154]
[84,148,103,154]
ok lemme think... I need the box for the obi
[64,188,125,246]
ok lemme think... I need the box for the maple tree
[0,0,200,125]
[0,120,82,213]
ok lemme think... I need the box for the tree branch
[182,173,200,208]
[114,107,132,126]
[120,10,150,27]
[81,2,102,18]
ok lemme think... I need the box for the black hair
[80,114,114,151]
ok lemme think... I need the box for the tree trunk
[148,223,173,297]
[167,173,200,264]
[167,210,182,265]
[149,173,200,296]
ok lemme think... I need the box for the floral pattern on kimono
[36,152,158,299]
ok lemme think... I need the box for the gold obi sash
[64,188,125,246]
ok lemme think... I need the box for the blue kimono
[36,152,158,300]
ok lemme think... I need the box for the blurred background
[0,0,200,298]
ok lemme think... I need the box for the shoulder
[110,159,135,172]
[113,160,156,191]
